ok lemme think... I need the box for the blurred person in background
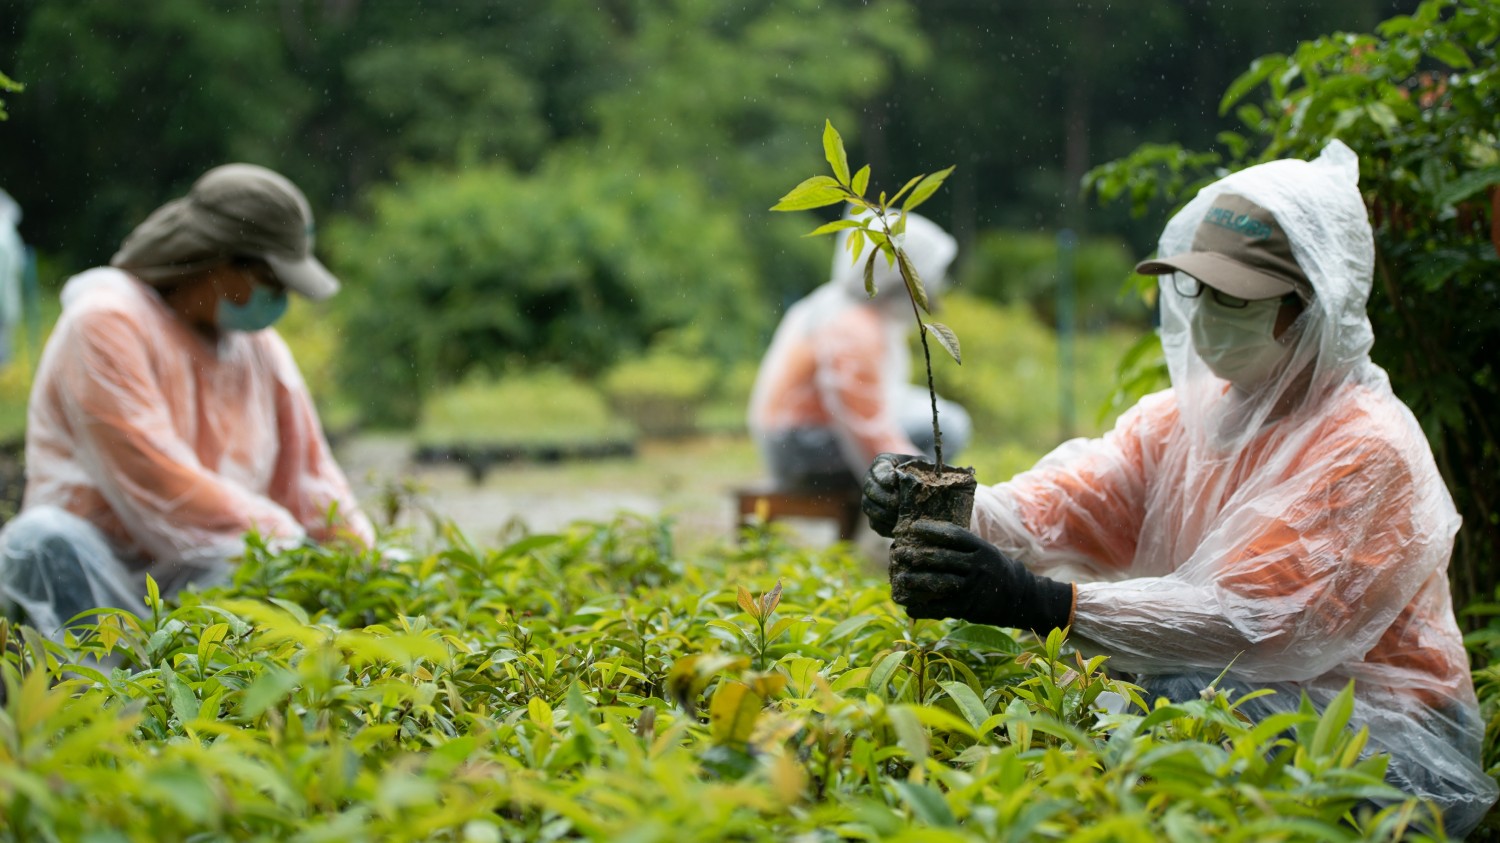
[749,209,967,496]
[859,143,1496,834]
[0,164,374,639]
[0,189,22,367]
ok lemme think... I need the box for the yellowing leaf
[665,652,750,713]
[769,752,807,806]
[528,696,553,730]
[737,586,759,620]
[709,681,763,747]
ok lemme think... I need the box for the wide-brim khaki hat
[1135,192,1310,301]
[112,163,340,301]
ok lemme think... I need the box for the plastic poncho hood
[1157,140,1379,446]
[970,141,1496,831]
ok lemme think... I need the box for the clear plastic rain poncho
[971,141,1496,832]
[749,210,959,475]
[6,267,373,625]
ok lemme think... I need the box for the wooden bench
[734,485,863,541]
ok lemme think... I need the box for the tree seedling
[771,120,960,469]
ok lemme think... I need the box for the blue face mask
[216,283,289,332]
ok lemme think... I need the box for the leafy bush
[328,154,763,428]
[415,369,634,449]
[599,327,721,439]
[0,516,1447,840]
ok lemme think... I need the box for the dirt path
[336,432,827,551]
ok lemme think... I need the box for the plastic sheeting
[970,142,1496,832]
[749,210,959,478]
[16,267,373,578]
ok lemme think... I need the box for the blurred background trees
[4,0,1496,602]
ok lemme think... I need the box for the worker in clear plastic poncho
[749,209,968,493]
[0,164,374,639]
[860,142,1497,834]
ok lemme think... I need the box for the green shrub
[599,328,721,438]
[328,153,764,428]
[0,515,1447,840]
[415,369,633,448]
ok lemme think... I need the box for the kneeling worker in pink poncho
[861,143,1496,834]
[0,164,374,637]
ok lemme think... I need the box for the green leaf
[803,219,864,238]
[823,120,851,186]
[886,705,929,767]
[869,650,908,697]
[1310,682,1355,756]
[893,780,957,827]
[902,166,955,213]
[770,176,846,212]
[896,250,930,312]
[851,165,870,197]
[940,624,1020,653]
[162,664,201,723]
[1219,55,1282,114]
[864,248,879,298]
[939,681,990,733]
[888,174,924,207]
[925,321,961,365]
[240,667,298,719]
[1428,40,1471,69]
[1433,166,1500,206]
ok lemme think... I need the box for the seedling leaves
[823,120,850,186]
[903,166,955,213]
[925,322,961,364]
[771,176,845,212]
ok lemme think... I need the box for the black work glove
[890,519,1074,634]
[861,453,921,538]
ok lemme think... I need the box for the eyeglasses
[1171,274,1252,309]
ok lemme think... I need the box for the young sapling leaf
[851,165,871,197]
[772,120,960,468]
[823,120,850,186]
[926,322,962,364]
[904,166,956,213]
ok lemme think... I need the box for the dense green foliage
[330,157,761,427]
[1086,0,1500,615]
[0,518,1453,840]
[0,2,1407,440]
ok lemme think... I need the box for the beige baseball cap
[1135,193,1310,301]
[112,163,340,300]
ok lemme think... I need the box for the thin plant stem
[874,212,944,469]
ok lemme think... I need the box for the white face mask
[1189,295,1289,389]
